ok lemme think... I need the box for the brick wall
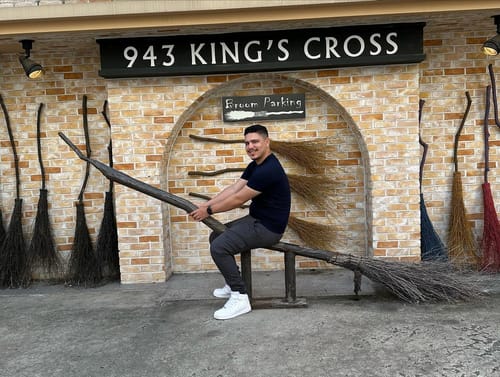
[0,14,498,283]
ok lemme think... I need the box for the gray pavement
[1,269,500,377]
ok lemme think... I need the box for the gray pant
[209,215,283,294]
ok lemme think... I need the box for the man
[190,124,291,320]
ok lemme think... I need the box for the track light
[482,15,500,56]
[19,39,44,79]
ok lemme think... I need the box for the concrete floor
[1,269,499,377]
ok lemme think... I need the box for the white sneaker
[213,284,231,298]
[214,291,252,320]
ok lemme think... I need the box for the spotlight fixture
[482,15,500,56]
[19,39,44,79]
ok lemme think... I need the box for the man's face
[244,132,270,163]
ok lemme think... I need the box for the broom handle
[36,103,47,190]
[78,95,92,203]
[418,99,427,189]
[189,134,242,143]
[453,92,472,173]
[484,86,491,183]
[101,99,114,192]
[58,131,351,265]
[0,94,21,199]
[488,64,500,129]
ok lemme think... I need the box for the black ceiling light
[19,39,44,79]
[482,15,500,56]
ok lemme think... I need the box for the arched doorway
[162,73,372,274]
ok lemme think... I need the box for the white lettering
[386,32,398,54]
[143,45,158,67]
[191,43,207,65]
[221,42,239,64]
[325,37,340,58]
[369,33,382,56]
[210,42,217,64]
[263,96,303,109]
[344,35,365,57]
[244,40,262,63]
[161,45,175,66]
[277,39,289,61]
[304,37,321,59]
[224,98,258,110]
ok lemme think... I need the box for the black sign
[97,22,425,78]
[222,94,305,122]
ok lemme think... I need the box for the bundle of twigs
[447,92,479,270]
[287,173,337,212]
[480,85,500,272]
[28,103,60,276]
[67,95,101,286]
[287,215,338,250]
[188,134,328,170]
[59,131,482,303]
[95,100,120,281]
[0,94,30,288]
[418,99,447,261]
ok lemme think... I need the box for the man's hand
[189,205,210,222]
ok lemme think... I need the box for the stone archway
[161,73,372,274]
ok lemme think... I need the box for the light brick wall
[0,13,498,283]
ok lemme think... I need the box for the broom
[189,134,328,170]
[59,131,482,303]
[0,94,30,288]
[67,95,101,286]
[480,85,500,272]
[27,103,61,277]
[95,100,120,281]
[418,99,447,261]
[447,91,479,270]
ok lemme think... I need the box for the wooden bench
[241,250,307,309]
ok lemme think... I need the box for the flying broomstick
[58,132,482,303]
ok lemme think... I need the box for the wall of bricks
[0,13,499,283]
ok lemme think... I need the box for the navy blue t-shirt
[241,153,291,234]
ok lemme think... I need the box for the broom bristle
[271,139,329,170]
[448,172,480,270]
[288,174,338,212]
[334,256,481,303]
[481,183,500,272]
[67,202,101,286]
[287,215,338,250]
[0,208,6,247]
[28,189,61,275]
[0,199,30,288]
[95,191,120,280]
[420,194,447,261]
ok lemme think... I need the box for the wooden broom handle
[484,86,491,183]
[453,92,472,173]
[488,64,500,129]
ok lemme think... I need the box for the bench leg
[284,251,297,302]
[241,250,252,299]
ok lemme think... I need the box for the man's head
[244,124,268,138]
[243,124,271,164]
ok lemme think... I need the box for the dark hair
[244,124,268,137]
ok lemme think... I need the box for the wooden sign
[222,94,306,122]
[97,22,426,78]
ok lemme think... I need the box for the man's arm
[189,180,260,221]
[205,178,248,207]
